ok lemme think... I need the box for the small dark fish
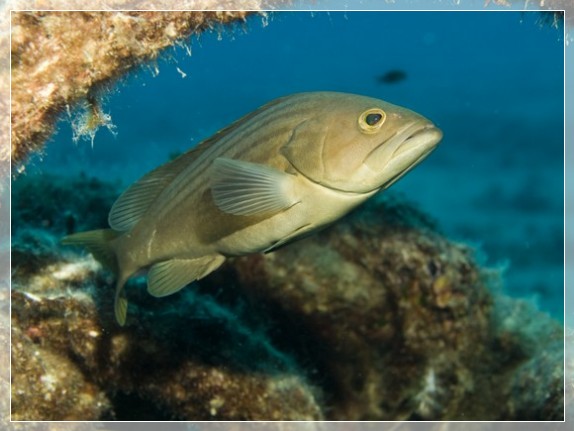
[377,70,408,84]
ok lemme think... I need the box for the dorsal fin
[108,148,204,231]
[108,96,289,232]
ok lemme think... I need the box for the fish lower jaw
[392,125,442,157]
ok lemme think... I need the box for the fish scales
[62,91,443,325]
[154,100,318,216]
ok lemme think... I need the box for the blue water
[34,11,564,320]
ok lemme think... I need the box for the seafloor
[10,173,563,421]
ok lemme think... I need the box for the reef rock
[11,285,322,421]
[11,310,112,421]
[222,195,563,420]
[9,8,272,169]
[10,173,564,420]
[11,171,322,420]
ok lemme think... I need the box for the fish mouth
[364,121,443,189]
[391,123,442,161]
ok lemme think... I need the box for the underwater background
[28,11,565,320]
[10,9,566,422]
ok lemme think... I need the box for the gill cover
[281,117,330,185]
[281,107,390,193]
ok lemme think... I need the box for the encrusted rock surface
[11,321,112,421]
[11,285,323,421]
[10,173,564,420]
[224,196,563,420]
[10,9,261,169]
[12,207,322,420]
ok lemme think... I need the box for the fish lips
[364,122,443,190]
[390,124,442,164]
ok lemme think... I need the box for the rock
[9,9,259,169]
[9,174,564,420]
[11,281,323,421]
[11,319,112,421]
[11,264,323,420]
[492,297,564,420]
[217,195,563,420]
[11,186,322,421]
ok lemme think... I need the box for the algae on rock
[225,195,563,420]
[11,173,323,420]
[10,10,257,169]
[10,173,564,420]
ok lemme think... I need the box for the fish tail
[62,229,131,325]
[62,229,132,326]
[61,229,120,274]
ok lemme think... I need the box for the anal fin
[147,255,225,298]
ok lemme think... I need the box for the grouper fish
[63,91,443,325]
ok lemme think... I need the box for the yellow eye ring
[358,108,386,134]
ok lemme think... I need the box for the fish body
[63,92,443,325]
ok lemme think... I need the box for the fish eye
[359,108,386,134]
[366,113,383,126]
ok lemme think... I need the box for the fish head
[282,93,443,194]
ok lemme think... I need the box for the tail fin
[62,229,130,326]
[62,229,120,274]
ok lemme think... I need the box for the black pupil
[366,113,382,126]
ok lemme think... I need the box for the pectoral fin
[210,158,299,216]
[147,256,225,298]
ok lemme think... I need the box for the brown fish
[63,92,443,325]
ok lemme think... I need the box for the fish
[62,91,443,326]
[377,69,407,84]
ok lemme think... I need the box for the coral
[9,9,262,169]
[10,173,564,421]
